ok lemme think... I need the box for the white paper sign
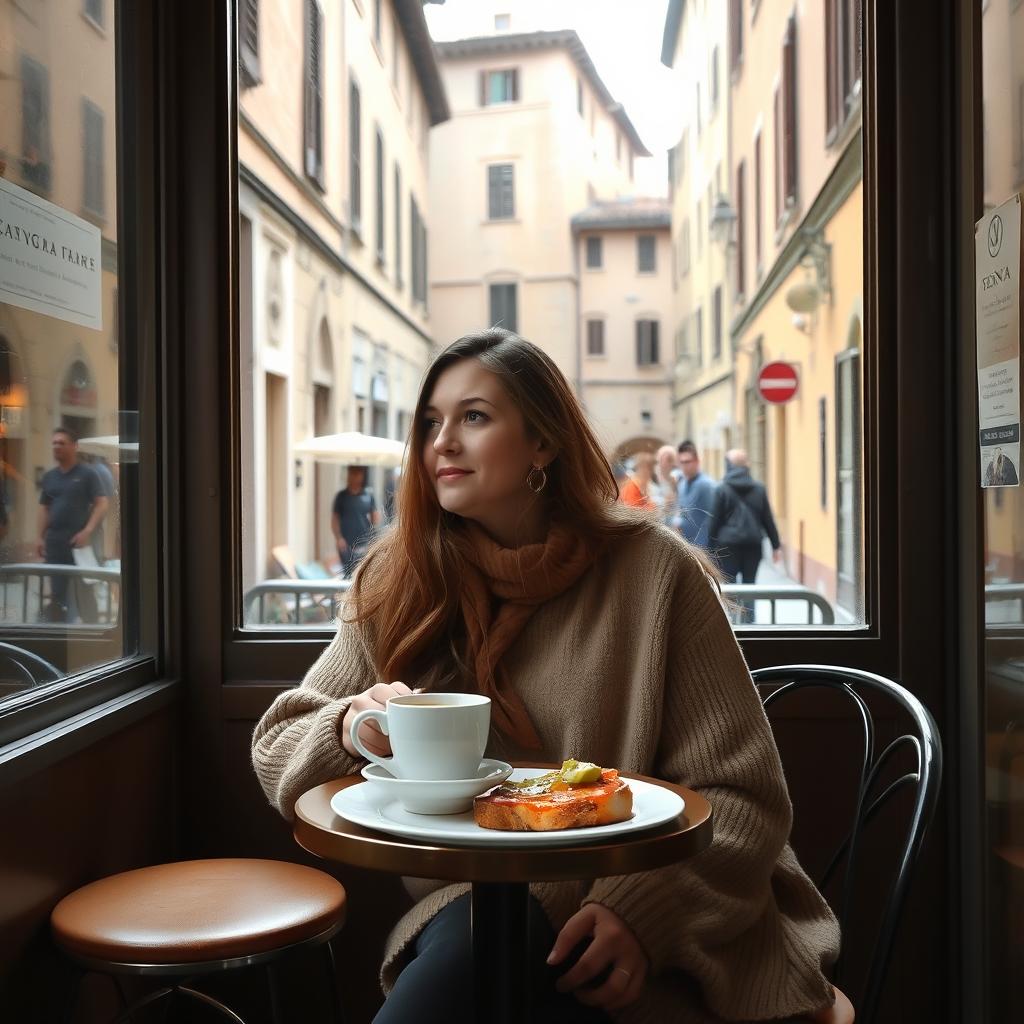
[976,194,1022,488]
[0,177,103,330]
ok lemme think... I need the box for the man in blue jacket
[676,440,716,550]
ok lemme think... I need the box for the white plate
[359,759,514,814]
[330,767,685,847]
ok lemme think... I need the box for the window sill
[637,270,657,277]
[82,10,107,37]
[483,217,520,225]
[584,266,604,272]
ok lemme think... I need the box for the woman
[617,451,657,511]
[252,329,845,1024]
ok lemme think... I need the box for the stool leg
[322,939,347,1024]
[265,962,284,1024]
[108,985,174,1024]
[176,985,247,1023]
[59,965,84,1024]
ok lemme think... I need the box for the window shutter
[651,321,659,364]
[729,0,743,71]
[783,15,798,205]
[479,71,487,107]
[847,0,863,96]
[240,0,261,87]
[394,165,402,287]
[736,160,746,297]
[304,0,324,188]
[825,0,839,136]
[754,132,762,268]
[350,79,362,230]
[82,100,104,216]
[511,68,520,102]
[375,130,385,262]
[635,321,642,365]
[420,220,428,310]
[410,198,420,301]
[713,286,723,359]
[488,166,499,218]
[774,86,782,224]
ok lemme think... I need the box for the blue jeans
[373,894,613,1024]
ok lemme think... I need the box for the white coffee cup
[348,692,491,780]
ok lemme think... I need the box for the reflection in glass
[0,0,130,702]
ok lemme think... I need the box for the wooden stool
[50,858,347,1023]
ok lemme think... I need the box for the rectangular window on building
[577,77,584,115]
[480,68,519,105]
[375,128,385,265]
[774,85,782,224]
[303,0,324,189]
[20,55,52,192]
[586,319,605,356]
[730,0,744,71]
[487,164,515,220]
[391,15,399,89]
[84,0,104,26]
[495,13,511,31]
[825,0,863,138]
[239,0,261,87]
[82,99,105,218]
[394,165,402,288]
[636,320,660,365]
[637,235,656,273]
[754,131,763,271]
[420,220,428,312]
[349,78,361,232]
[710,46,720,113]
[819,397,828,508]
[490,283,518,333]
[713,285,723,360]
[373,0,382,43]
[782,15,799,206]
[694,306,704,367]
[411,196,421,302]
[586,236,603,268]
[736,160,746,297]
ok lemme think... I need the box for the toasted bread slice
[473,768,633,832]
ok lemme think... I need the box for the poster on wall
[976,193,1022,488]
[0,177,102,331]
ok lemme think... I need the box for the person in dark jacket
[709,449,781,620]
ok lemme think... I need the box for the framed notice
[976,194,1022,488]
[0,177,103,331]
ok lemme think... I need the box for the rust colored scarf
[460,521,599,750]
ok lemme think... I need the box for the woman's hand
[547,903,648,1012]
[340,681,413,758]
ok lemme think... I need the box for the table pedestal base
[471,881,530,1024]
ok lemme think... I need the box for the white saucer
[358,758,513,815]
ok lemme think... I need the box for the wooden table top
[293,769,713,884]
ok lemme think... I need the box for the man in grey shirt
[37,427,109,622]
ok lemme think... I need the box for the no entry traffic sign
[757,361,799,404]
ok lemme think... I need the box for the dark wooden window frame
[585,235,603,269]
[239,0,261,88]
[349,76,361,234]
[586,318,605,357]
[394,163,402,288]
[487,163,515,220]
[637,234,656,273]
[375,126,385,265]
[303,0,324,190]
[489,282,517,334]
[479,67,519,106]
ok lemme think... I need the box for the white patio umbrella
[77,435,140,463]
[293,431,406,467]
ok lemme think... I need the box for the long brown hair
[351,329,674,685]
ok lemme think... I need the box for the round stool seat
[51,858,347,966]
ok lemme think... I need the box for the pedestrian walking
[331,465,382,578]
[676,440,716,549]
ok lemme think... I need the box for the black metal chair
[752,665,942,1024]
[0,640,63,688]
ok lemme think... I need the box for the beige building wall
[238,0,443,587]
[0,0,119,556]
[578,226,674,455]
[429,35,642,378]
[665,0,733,480]
[728,0,864,616]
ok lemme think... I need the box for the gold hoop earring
[526,465,548,493]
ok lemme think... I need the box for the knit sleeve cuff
[582,869,681,976]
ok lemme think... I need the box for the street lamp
[709,195,738,248]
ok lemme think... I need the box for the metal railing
[0,563,122,625]
[243,578,352,626]
[722,583,836,625]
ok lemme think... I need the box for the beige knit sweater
[252,525,840,1023]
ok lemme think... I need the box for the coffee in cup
[347,693,490,780]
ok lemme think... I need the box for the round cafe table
[293,769,713,1024]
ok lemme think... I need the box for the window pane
[0,0,135,702]
[235,2,866,634]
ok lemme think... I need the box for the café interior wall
[731,180,864,602]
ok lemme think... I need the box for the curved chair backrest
[0,641,63,689]
[752,664,942,1024]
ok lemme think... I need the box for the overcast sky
[424,0,681,197]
